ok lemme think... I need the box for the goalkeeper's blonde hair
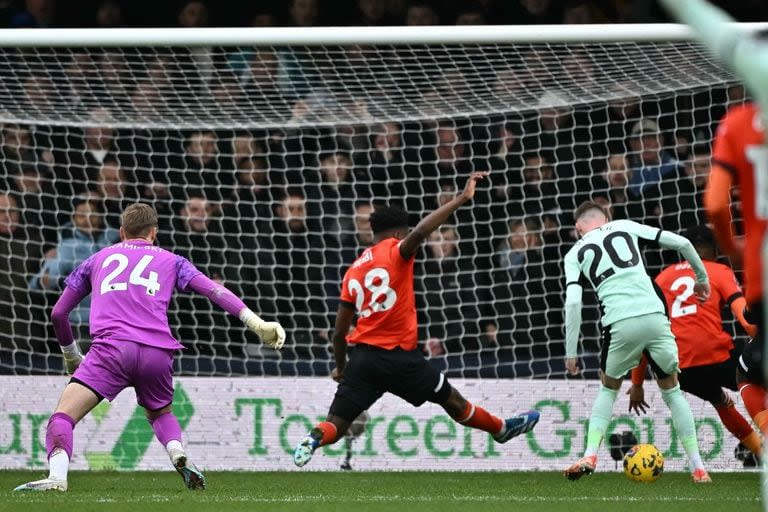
[121,203,158,239]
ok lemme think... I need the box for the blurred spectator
[0,192,43,352]
[658,143,710,232]
[591,153,636,221]
[61,51,99,109]
[523,90,594,210]
[257,189,329,358]
[98,51,131,107]
[354,121,407,203]
[455,4,487,25]
[507,153,559,218]
[491,214,563,356]
[289,0,318,26]
[162,194,232,360]
[1,124,37,175]
[495,217,543,278]
[95,0,123,27]
[356,0,388,25]
[419,226,493,355]
[627,119,682,197]
[519,0,561,24]
[53,107,117,204]
[12,0,54,27]
[308,151,355,239]
[168,129,231,204]
[325,199,375,319]
[8,165,57,247]
[94,157,137,229]
[405,3,439,25]
[29,196,118,332]
[221,155,273,248]
[176,1,214,84]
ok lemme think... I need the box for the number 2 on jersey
[100,254,161,296]
[348,268,397,318]
[670,275,697,318]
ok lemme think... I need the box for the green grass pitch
[0,471,761,512]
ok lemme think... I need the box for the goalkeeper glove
[239,308,286,349]
[61,342,83,374]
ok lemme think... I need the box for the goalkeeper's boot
[564,455,597,481]
[493,410,540,443]
[13,477,67,492]
[170,447,206,490]
[294,428,322,467]
[692,468,712,484]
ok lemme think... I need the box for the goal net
[0,26,758,471]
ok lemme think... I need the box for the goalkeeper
[14,203,285,493]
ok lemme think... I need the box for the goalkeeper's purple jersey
[65,239,202,350]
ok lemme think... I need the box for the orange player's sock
[454,402,504,435]
[739,383,768,435]
[741,431,763,458]
[714,398,762,456]
[313,421,338,446]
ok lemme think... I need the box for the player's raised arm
[185,273,285,349]
[398,171,489,259]
[563,251,583,376]
[618,220,710,301]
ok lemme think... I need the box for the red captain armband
[631,355,649,386]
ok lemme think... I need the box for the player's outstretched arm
[563,252,583,376]
[398,171,489,259]
[655,230,711,301]
[731,296,758,337]
[186,274,285,349]
[330,302,356,382]
[51,286,90,374]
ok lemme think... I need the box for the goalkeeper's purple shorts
[71,339,175,411]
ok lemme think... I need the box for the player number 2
[348,268,397,318]
[670,275,697,318]
[100,254,161,296]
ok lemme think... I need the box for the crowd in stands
[0,0,754,376]
[0,0,765,29]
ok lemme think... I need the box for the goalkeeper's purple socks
[149,411,183,447]
[46,412,75,459]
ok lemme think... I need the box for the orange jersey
[711,103,766,305]
[339,238,418,350]
[655,260,744,368]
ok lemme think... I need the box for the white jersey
[564,220,665,326]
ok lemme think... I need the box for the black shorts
[739,336,766,387]
[744,299,764,343]
[678,356,737,404]
[329,343,451,422]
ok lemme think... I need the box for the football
[623,444,664,483]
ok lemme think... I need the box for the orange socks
[715,398,762,457]
[739,383,768,435]
[454,402,504,435]
[314,421,339,446]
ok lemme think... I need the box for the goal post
[0,24,765,471]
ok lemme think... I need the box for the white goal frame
[0,23,766,47]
